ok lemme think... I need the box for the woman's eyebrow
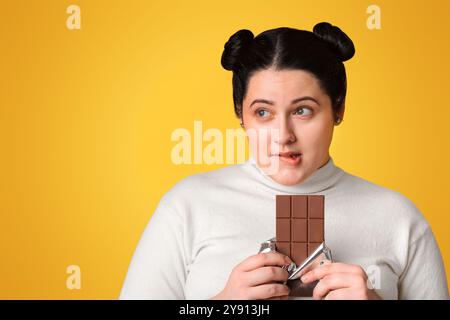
[291,96,320,105]
[249,96,320,108]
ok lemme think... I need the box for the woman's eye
[256,109,270,118]
[294,107,313,116]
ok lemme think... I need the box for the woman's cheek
[245,127,276,171]
[304,121,333,152]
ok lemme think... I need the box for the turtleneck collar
[244,156,345,194]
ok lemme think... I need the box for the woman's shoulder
[339,170,431,235]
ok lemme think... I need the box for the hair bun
[313,22,355,62]
[221,29,254,71]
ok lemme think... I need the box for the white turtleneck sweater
[119,157,449,300]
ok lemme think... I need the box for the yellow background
[1,0,449,299]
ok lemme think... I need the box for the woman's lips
[272,152,302,166]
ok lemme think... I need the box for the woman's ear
[334,104,345,125]
[238,104,245,129]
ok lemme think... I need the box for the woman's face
[242,68,341,186]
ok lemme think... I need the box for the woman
[119,22,448,300]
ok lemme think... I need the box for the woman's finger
[237,252,292,272]
[246,266,289,286]
[312,273,362,300]
[302,263,367,284]
[248,283,290,300]
[265,295,289,300]
[323,288,351,300]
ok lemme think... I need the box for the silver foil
[258,237,333,296]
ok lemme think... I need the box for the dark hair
[220,22,355,122]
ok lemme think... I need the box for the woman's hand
[301,262,382,300]
[211,252,292,300]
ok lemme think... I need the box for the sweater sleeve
[398,226,449,300]
[119,200,189,299]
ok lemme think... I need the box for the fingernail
[301,275,308,282]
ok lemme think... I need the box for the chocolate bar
[276,195,325,296]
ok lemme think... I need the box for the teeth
[278,153,301,157]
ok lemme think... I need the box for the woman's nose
[273,120,296,145]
